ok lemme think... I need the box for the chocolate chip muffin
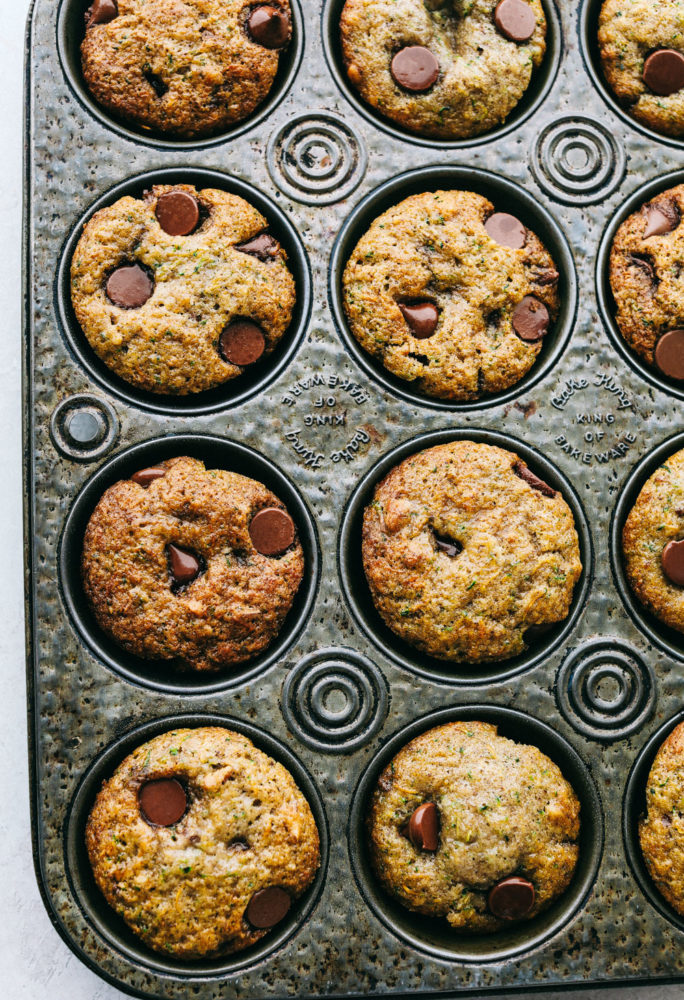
[86,726,320,958]
[368,720,580,932]
[623,447,684,634]
[609,185,684,382]
[342,190,560,402]
[70,184,295,395]
[340,0,546,140]
[81,0,292,138]
[81,456,304,672]
[639,721,684,915]
[598,0,684,139]
[362,441,582,663]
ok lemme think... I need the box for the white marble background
[1,0,681,996]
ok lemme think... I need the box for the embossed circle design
[267,114,366,205]
[50,393,119,462]
[533,118,625,205]
[282,647,387,752]
[557,639,655,740]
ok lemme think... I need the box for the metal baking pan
[23,0,684,995]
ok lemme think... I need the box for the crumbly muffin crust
[362,441,582,663]
[368,721,580,932]
[81,0,291,138]
[639,722,684,916]
[623,447,684,634]
[342,190,560,402]
[340,0,546,140]
[86,727,320,958]
[598,0,684,138]
[70,184,295,395]
[81,456,304,671]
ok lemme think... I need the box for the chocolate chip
[138,778,187,827]
[235,233,280,261]
[155,190,200,237]
[662,539,684,585]
[398,301,439,339]
[494,0,536,43]
[643,49,684,96]
[142,68,168,97]
[530,266,560,286]
[106,264,154,309]
[655,330,684,380]
[131,466,166,487]
[219,320,266,366]
[643,200,680,239]
[390,46,439,92]
[485,212,527,249]
[85,0,118,29]
[246,886,291,929]
[167,543,203,589]
[246,5,291,48]
[512,295,550,342]
[249,507,295,556]
[408,802,440,851]
[629,253,657,286]
[488,876,536,920]
[434,532,462,557]
[513,461,556,497]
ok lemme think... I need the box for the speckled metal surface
[23,0,684,995]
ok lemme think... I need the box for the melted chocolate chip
[488,876,536,920]
[249,507,295,556]
[434,532,463,557]
[246,886,291,929]
[85,0,118,29]
[643,200,680,239]
[398,301,439,338]
[662,539,684,585]
[655,330,684,380]
[390,46,439,92]
[485,212,527,249]
[131,466,166,487]
[530,266,560,286]
[235,233,280,260]
[106,264,154,309]
[246,6,291,49]
[643,49,684,96]
[138,778,187,827]
[513,461,556,497]
[629,253,657,286]
[219,320,266,366]
[512,295,550,342]
[408,802,440,851]
[167,544,203,589]
[155,190,200,236]
[494,0,536,43]
[142,68,168,97]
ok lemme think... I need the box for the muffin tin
[23,0,684,995]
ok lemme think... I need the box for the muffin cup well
[610,431,684,663]
[623,711,684,933]
[59,434,320,695]
[338,427,593,686]
[348,703,603,962]
[328,165,578,412]
[321,0,562,150]
[596,169,684,402]
[65,713,329,977]
[56,167,312,416]
[56,0,304,149]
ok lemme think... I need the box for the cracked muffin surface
[599,0,684,138]
[342,190,560,402]
[70,184,296,395]
[368,721,580,932]
[361,441,582,663]
[340,0,546,139]
[81,456,304,672]
[86,727,320,958]
[80,0,292,138]
[639,722,684,916]
[623,447,684,634]
[609,184,684,380]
